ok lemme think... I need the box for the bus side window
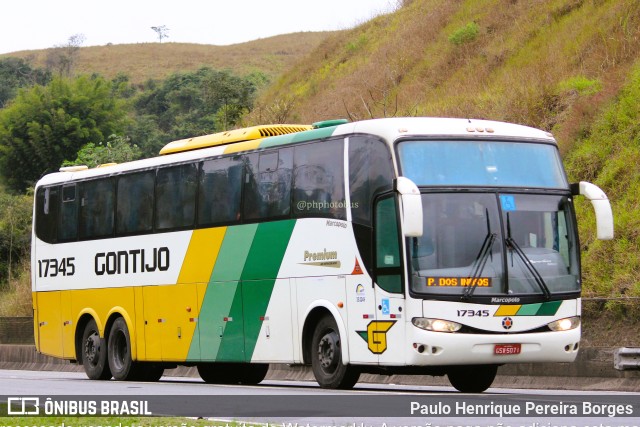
[349,136,394,273]
[375,196,403,293]
[156,163,198,231]
[79,178,115,240]
[198,156,243,226]
[58,184,78,241]
[117,171,154,235]
[293,139,346,219]
[243,148,293,221]
[36,186,59,244]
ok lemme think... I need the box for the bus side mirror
[571,181,614,240]
[395,176,423,237]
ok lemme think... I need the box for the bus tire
[81,319,112,380]
[447,365,497,393]
[197,362,268,385]
[240,363,269,384]
[311,315,360,389]
[107,317,139,381]
[136,363,164,382]
[197,363,235,384]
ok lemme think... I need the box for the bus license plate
[494,344,521,355]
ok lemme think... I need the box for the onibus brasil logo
[357,320,396,354]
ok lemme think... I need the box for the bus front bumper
[404,326,581,366]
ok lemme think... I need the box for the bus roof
[35,117,556,187]
[159,124,313,155]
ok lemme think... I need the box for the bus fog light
[548,316,580,331]
[412,317,462,333]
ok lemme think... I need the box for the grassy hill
[0,32,331,83]
[252,0,640,312]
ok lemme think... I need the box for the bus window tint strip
[35,138,352,243]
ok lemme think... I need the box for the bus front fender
[302,300,351,365]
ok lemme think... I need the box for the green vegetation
[448,22,480,45]
[0,57,51,107]
[0,75,128,192]
[558,76,603,96]
[64,135,142,168]
[564,63,640,304]
[133,68,258,156]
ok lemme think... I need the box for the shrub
[449,22,480,46]
[558,76,603,96]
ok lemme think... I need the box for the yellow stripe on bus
[178,227,227,284]
[223,140,263,154]
[494,305,521,316]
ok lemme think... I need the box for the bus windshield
[397,140,568,189]
[409,192,580,298]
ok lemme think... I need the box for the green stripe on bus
[240,220,296,280]
[240,220,296,360]
[259,127,337,149]
[197,220,297,362]
[187,225,258,361]
[210,224,259,282]
[516,303,542,316]
[535,300,562,316]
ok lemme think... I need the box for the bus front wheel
[81,319,112,380]
[447,365,497,393]
[311,315,360,389]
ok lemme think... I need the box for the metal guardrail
[613,347,640,370]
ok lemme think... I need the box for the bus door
[372,195,406,364]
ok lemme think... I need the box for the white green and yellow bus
[31,117,613,392]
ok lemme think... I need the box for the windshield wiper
[506,213,551,300]
[463,211,496,300]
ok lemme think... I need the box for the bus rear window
[35,186,59,244]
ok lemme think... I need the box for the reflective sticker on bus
[500,194,517,211]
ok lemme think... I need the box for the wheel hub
[318,331,339,370]
[84,333,100,365]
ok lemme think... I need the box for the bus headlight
[547,316,580,331]
[412,317,462,333]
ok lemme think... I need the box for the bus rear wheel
[311,315,360,389]
[81,319,112,380]
[107,317,142,381]
[447,365,497,393]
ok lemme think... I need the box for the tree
[45,33,86,77]
[133,67,257,148]
[0,189,32,286]
[0,57,51,107]
[151,26,169,43]
[0,75,129,191]
[63,135,142,168]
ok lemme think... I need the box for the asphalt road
[1,369,638,426]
